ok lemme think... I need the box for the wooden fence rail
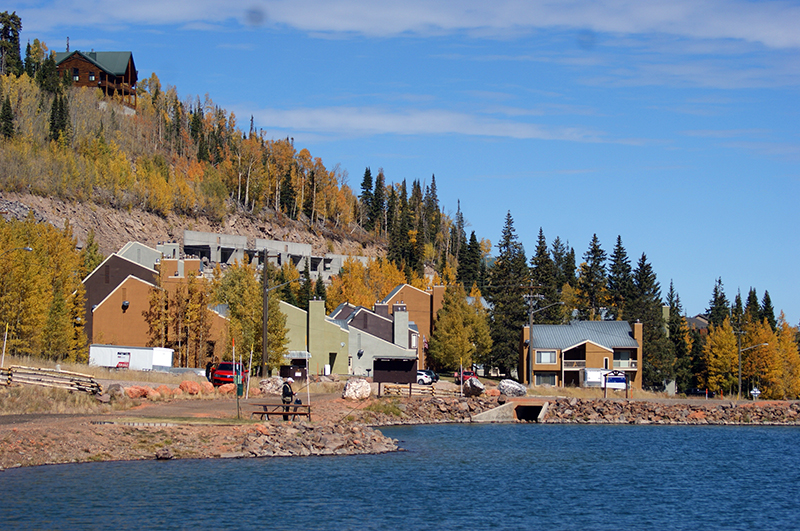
[0,365,103,394]
[381,383,460,398]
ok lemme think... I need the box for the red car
[454,370,477,385]
[210,362,246,386]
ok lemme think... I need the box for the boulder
[125,386,148,399]
[342,378,371,400]
[218,383,236,394]
[485,388,501,397]
[179,380,202,395]
[155,385,173,397]
[155,448,174,460]
[259,376,284,396]
[462,377,485,397]
[106,383,126,399]
[200,381,215,394]
[144,387,161,400]
[498,379,527,397]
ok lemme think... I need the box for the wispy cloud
[249,105,609,142]
[22,1,800,49]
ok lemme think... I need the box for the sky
[13,0,800,324]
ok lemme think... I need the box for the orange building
[379,284,445,369]
[519,320,643,390]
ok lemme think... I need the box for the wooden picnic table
[250,402,312,421]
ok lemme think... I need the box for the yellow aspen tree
[702,317,738,395]
[774,313,800,399]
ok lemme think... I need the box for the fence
[0,365,103,394]
[380,383,460,398]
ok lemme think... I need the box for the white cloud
[21,0,800,49]
[249,105,608,142]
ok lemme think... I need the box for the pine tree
[423,174,441,245]
[370,169,386,234]
[667,281,692,392]
[606,235,633,320]
[761,290,777,332]
[707,278,729,328]
[359,167,373,229]
[314,277,327,301]
[0,94,13,139]
[745,287,761,323]
[36,54,60,95]
[576,234,607,320]
[298,258,313,311]
[486,211,529,376]
[457,231,481,291]
[0,11,23,77]
[529,228,560,324]
[628,253,673,389]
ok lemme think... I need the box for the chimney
[393,307,409,349]
[374,302,389,318]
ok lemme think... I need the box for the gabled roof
[92,275,155,312]
[55,51,135,77]
[529,320,640,351]
[381,283,428,304]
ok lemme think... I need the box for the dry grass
[4,355,208,385]
[525,385,668,400]
[0,385,134,415]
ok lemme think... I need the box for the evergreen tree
[529,228,560,324]
[36,54,60,94]
[314,277,327,301]
[606,235,633,320]
[761,290,777,332]
[731,290,744,331]
[1,94,13,139]
[707,278,730,328]
[422,174,441,245]
[689,327,706,389]
[370,169,386,234]
[0,11,23,77]
[486,212,529,376]
[298,258,313,311]
[628,253,673,389]
[359,167,373,229]
[667,281,692,392]
[457,231,481,291]
[576,234,607,320]
[280,171,296,218]
[745,287,761,323]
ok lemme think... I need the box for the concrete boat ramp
[472,398,549,423]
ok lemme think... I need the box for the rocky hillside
[0,192,383,259]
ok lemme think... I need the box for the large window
[72,68,80,81]
[536,350,557,364]
[535,373,557,386]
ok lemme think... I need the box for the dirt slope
[0,192,382,259]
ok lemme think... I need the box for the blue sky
[15,0,800,323]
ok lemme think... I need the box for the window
[89,71,95,81]
[536,350,557,364]
[72,68,79,81]
[411,334,417,349]
[535,373,557,386]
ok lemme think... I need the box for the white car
[416,370,433,385]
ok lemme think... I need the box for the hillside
[0,191,384,260]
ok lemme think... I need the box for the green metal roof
[55,51,134,77]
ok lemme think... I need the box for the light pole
[525,300,564,385]
[738,339,768,400]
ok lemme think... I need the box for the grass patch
[0,385,114,415]
[364,399,403,417]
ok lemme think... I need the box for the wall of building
[348,328,416,377]
[91,277,153,347]
[307,300,350,375]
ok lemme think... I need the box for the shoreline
[2,395,799,471]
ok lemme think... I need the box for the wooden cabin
[55,50,138,108]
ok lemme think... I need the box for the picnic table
[250,402,312,421]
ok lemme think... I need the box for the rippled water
[1,424,798,530]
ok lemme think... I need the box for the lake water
[1,423,798,530]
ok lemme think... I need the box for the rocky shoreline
[543,397,800,425]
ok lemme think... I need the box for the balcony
[563,360,586,369]
[613,360,638,369]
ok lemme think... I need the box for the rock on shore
[238,421,397,458]
[543,398,800,425]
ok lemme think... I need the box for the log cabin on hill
[55,50,138,108]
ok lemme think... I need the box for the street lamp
[525,301,564,385]
[738,338,768,400]
[0,246,33,260]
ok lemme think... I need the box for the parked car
[418,369,439,383]
[454,370,477,385]
[685,387,715,398]
[210,362,246,386]
[416,370,433,385]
